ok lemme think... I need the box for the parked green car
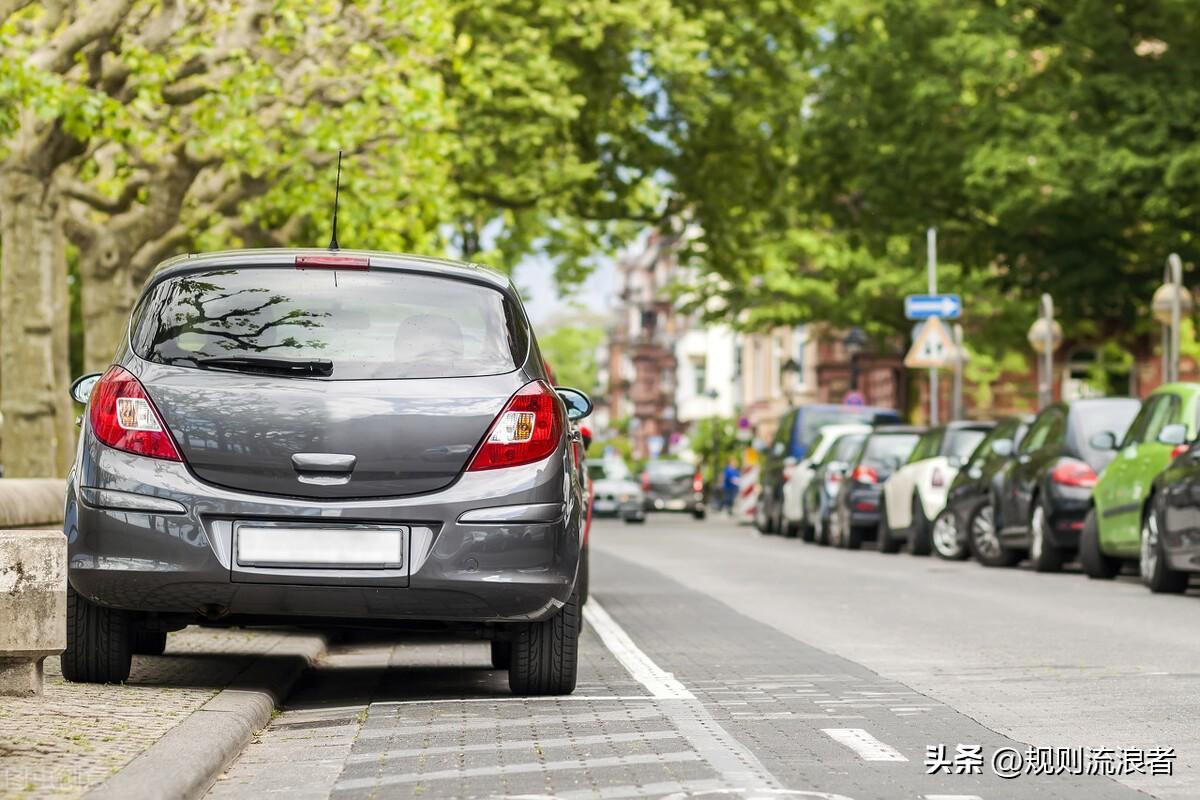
[1080,382,1200,579]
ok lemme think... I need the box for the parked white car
[781,423,872,538]
[879,422,994,555]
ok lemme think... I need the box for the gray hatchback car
[64,248,592,696]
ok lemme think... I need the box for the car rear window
[646,461,695,478]
[796,407,900,450]
[862,433,920,467]
[131,267,527,380]
[827,434,866,464]
[943,428,989,461]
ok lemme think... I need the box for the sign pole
[927,227,938,426]
[952,323,963,420]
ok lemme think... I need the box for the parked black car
[641,459,706,519]
[803,430,869,545]
[993,398,1140,571]
[1145,442,1200,593]
[830,426,923,550]
[930,416,1031,562]
[757,403,901,533]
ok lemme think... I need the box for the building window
[793,325,808,386]
[692,356,708,395]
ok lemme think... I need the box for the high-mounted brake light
[1050,459,1097,488]
[467,380,564,471]
[295,254,370,270]
[89,366,182,461]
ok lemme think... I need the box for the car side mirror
[555,387,592,422]
[1088,431,1118,451]
[1157,423,1188,447]
[70,373,103,405]
[990,439,1013,458]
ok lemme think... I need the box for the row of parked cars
[755,387,1200,593]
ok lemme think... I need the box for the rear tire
[1029,501,1065,573]
[577,542,590,606]
[969,504,1020,568]
[131,631,167,656]
[1141,511,1188,594]
[877,510,901,554]
[692,508,706,520]
[61,585,133,684]
[908,495,932,556]
[1079,508,1120,580]
[800,520,815,543]
[491,640,512,670]
[846,524,866,550]
[508,590,580,696]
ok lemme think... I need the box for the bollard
[0,530,67,696]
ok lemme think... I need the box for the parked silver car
[587,459,646,523]
[64,248,592,695]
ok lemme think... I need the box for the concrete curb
[85,632,328,800]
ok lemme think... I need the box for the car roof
[872,424,925,433]
[145,248,514,293]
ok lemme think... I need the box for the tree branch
[30,0,137,74]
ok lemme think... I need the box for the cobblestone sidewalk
[0,627,313,799]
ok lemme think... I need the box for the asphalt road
[207,514,1200,800]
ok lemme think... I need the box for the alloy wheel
[971,505,1000,559]
[932,512,960,558]
[1140,513,1159,583]
[1030,505,1045,562]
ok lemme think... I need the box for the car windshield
[944,429,989,461]
[799,408,899,448]
[588,461,631,481]
[861,433,920,468]
[131,267,526,380]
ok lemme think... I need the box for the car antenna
[327,149,343,251]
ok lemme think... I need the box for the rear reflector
[1050,459,1097,488]
[295,254,370,270]
[89,366,182,461]
[467,380,564,471]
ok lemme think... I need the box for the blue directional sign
[905,293,962,320]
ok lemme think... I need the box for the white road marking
[583,599,695,699]
[922,795,984,800]
[345,729,682,763]
[821,728,909,762]
[334,751,704,791]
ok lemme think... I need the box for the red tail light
[467,380,564,471]
[1171,444,1189,460]
[88,366,182,461]
[851,465,878,484]
[930,467,945,488]
[1050,460,1097,488]
[692,473,704,493]
[641,471,650,491]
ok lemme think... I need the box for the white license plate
[665,499,687,510]
[594,500,617,512]
[236,525,405,569]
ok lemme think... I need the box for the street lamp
[1152,253,1192,384]
[1027,293,1062,410]
[842,327,868,392]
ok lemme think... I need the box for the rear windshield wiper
[196,355,334,376]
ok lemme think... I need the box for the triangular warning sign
[905,316,956,369]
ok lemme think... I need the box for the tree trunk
[0,166,74,477]
[80,233,135,374]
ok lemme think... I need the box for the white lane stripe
[583,598,695,699]
[345,729,681,762]
[923,795,984,800]
[335,751,703,791]
[821,728,909,762]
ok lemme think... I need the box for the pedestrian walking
[720,457,740,514]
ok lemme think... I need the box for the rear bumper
[67,437,582,624]
[646,492,705,513]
